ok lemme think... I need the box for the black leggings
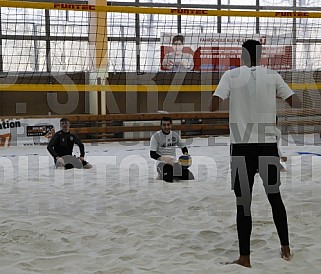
[231,143,289,255]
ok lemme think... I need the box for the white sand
[1,135,321,273]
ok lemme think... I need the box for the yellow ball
[179,155,192,168]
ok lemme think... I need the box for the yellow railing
[1,0,321,18]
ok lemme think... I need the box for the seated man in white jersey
[150,116,194,183]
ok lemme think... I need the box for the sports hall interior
[0,0,320,142]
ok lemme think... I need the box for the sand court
[1,135,321,273]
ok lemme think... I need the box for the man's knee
[267,192,282,205]
[161,164,173,182]
[181,168,194,180]
[259,156,281,194]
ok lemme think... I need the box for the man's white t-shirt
[150,130,185,159]
[214,66,294,144]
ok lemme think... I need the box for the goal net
[0,1,321,135]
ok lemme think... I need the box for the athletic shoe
[83,161,93,169]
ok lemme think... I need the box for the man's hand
[181,59,189,68]
[163,60,174,70]
[281,156,287,162]
[160,156,175,165]
[79,156,84,162]
[56,157,65,166]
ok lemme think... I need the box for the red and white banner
[160,33,292,72]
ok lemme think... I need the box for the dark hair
[172,35,184,44]
[241,39,262,66]
[161,116,172,125]
[60,118,70,123]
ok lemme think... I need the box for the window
[108,41,136,72]
[2,40,46,72]
[50,41,90,72]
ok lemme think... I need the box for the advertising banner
[0,118,61,147]
[160,33,292,72]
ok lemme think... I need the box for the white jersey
[214,65,294,144]
[150,130,185,158]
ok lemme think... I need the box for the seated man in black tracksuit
[47,118,92,169]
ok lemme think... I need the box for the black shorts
[230,143,282,196]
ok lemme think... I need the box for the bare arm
[162,53,174,70]
[208,96,223,112]
[285,94,302,108]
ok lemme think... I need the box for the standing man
[150,116,194,182]
[209,40,301,267]
[47,118,92,169]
